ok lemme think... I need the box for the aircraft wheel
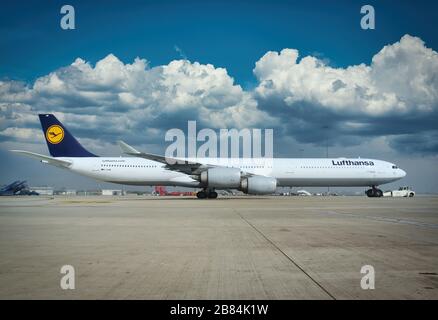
[196,191,207,199]
[208,191,218,199]
[366,188,383,197]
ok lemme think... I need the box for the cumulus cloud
[389,131,438,155]
[0,34,437,155]
[254,35,438,115]
[253,35,438,152]
[0,54,273,150]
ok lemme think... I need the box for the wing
[117,141,255,178]
[10,150,72,168]
[117,140,213,175]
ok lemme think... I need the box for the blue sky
[2,0,437,84]
[1,0,437,192]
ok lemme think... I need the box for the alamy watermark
[164,121,273,166]
[360,5,375,30]
[360,265,375,290]
[60,5,75,30]
[60,265,75,290]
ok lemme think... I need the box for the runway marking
[322,211,438,229]
[233,209,336,300]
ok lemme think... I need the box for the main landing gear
[366,186,383,198]
[196,188,218,199]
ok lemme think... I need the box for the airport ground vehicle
[0,181,39,196]
[383,186,415,197]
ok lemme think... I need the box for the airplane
[11,114,406,199]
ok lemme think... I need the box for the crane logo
[46,125,64,144]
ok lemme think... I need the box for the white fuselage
[58,157,406,188]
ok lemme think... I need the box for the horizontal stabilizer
[10,150,72,168]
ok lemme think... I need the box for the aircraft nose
[400,169,406,177]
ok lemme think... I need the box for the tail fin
[38,114,97,157]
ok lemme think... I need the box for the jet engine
[200,167,241,188]
[240,176,277,195]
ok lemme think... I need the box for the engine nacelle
[240,176,277,195]
[200,167,241,188]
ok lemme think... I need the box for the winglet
[117,140,141,155]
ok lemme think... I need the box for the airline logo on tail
[46,125,64,144]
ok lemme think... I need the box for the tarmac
[0,195,437,299]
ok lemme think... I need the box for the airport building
[101,189,124,196]
[54,189,77,196]
[29,186,54,196]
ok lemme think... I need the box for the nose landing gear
[196,188,218,199]
[366,186,383,197]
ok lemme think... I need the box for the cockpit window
[392,165,398,169]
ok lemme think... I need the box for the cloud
[0,34,437,155]
[174,45,188,60]
[253,35,438,152]
[389,131,438,155]
[0,54,273,150]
